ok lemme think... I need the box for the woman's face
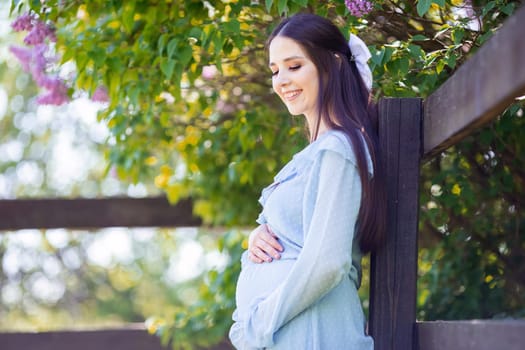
[269,36,320,122]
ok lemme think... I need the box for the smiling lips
[283,90,301,101]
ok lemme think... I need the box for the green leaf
[408,44,423,59]
[160,58,176,79]
[388,56,409,77]
[167,38,179,58]
[370,47,385,66]
[383,47,394,64]
[128,86,140,106]
[292,0,308,6]
[213,32,225,55]
[482,1,496,17]
[107,57,125,74]
[436,59,445,74]
[398,56,409,76]
[109,73,121,100]
[451,28,464,45]
[446,54,457,69]
[411,34,428,41]
[501,3,516,16]
[10,0,22,16]
[90,48,106,67]
[223,19,240,34]
[277,0,287,15]
[122,3,136,33]
[417,0,432,16]
[433,0,445,8]
[265,0,273,12]
[178,45,193,67]
[188,27,202,41]
[158,34,168,56]
[174,63,184,85]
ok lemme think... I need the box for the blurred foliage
[418,104,525,320]
[4,0,525,349]
[0,227,241,331]
[147,230,245,349]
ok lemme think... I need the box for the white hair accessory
[349,34,373,91]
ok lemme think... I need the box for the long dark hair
[268,13,386,253]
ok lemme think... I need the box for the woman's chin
[286,107,302,116]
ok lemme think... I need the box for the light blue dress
[229,129,374,350]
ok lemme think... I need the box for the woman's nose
[274,71,290,87]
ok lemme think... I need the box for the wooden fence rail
[423,4,525,158]
[416,320,525,350]
[0,197,200,230]
[0,325,233,350]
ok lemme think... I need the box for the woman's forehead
[268,36,307,64]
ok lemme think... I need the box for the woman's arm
[243,149,362,348]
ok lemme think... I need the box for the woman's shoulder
[308,129,357,164]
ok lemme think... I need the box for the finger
[254,239,281,260]
[250,247,273,263]
[259,231,284,254]
[262,225,284,251]
[248,251,264,264]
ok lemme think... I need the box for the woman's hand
[248,224,283,263]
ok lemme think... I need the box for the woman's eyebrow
[268,55,305,67]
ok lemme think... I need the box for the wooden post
[369,98,422,350]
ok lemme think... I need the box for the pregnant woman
[229,13,386,349]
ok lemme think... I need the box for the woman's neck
[306,116,332,142]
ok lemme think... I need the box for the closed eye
[271,64,301,77]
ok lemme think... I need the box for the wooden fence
[369,4,525,349]
[1,4,525,350]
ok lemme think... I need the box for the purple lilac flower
[11,12,67,106]
[11,12,35,32]
[36,80,69,105]
[92,86,109,103]
[345,0,374,17]
[9,46,33,72]
[10,44,69,106]
[24,21,56,45]
[30,44,48,79]
[12,12,56,45]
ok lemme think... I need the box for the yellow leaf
[451,183,461,195]
[189,163,199,173]
[165,183,186,203]
[76,5,89,20]
[154,173,169,188]
[160,165,173,175]
[145,156,158,166]
[194,200,213,222]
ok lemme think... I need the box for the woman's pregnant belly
[235,251,296,317]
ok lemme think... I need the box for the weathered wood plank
[423,4,525,158]
[0,197,201,230]
[370,98,422,350]
[416,320,525,350]
[0,325,234,350]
